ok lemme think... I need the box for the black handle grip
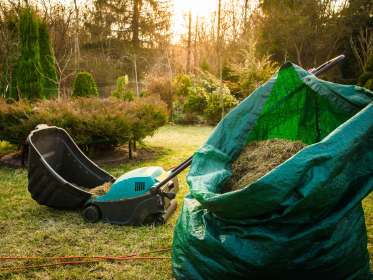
[162,192,176,200]
[311,55,345,76]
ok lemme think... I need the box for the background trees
[82,0,171,95]
[0,0,371,122]
[256,0,372,80]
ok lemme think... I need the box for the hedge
[0,96,168,152]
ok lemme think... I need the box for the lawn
[0,124,372,279]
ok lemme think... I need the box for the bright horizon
[58,0,220,42]
[172,0,218,42]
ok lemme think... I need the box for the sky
[60,0,219,41]
[172,0,218,41]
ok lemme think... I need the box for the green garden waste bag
[172,63,373,279]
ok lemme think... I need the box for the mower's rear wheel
[143,213,164,225]
[82,205,101,223]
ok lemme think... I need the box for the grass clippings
[88,182,113,196]
[224,139,306,192]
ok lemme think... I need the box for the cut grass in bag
[223,139,306,192]
[82,182,112,196]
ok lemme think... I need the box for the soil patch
[0,151,24,168]
[91,145,166,166]
[0,145,166,169]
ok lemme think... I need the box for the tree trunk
[186,11,192,73]
[132,0,140,50]
[294,43,303,66]
[128,140,133,159]
[73,0,80,74]
[217,0,221,44]
[166,50,174,120]
[194,16,198,68]
[244,0,248,23]
[217,0,224,119]
[133,54,139,97]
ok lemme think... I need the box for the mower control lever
[161,192,176,200]
[149,186,176,199]
[151,155,194,194]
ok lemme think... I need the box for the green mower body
[82,166,179,225]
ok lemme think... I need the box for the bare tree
[350,28,373,71]
[244,0,248,27]
[73,0,79,74]
[186,11,192,73]
[132,0,140,50]
[193,15,198,69]
[39,1,76,97]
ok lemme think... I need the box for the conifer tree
[39,21,58,97]
[12,8,44,99]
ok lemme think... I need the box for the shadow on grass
[26,204,170,230]
[84,145,171,167]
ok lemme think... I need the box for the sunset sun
[172,0,218,40]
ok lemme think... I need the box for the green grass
[364,195,373,265]
[0,124,372,279]
[0,125,212,279]
[0,141,16,156]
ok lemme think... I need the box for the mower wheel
[143,213,164,225]
[82,205,101,223]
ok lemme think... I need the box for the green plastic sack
[172,63,373,279]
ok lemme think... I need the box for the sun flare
[172,0,218,40]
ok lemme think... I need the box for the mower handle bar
[311,55,345,76]
[151,54,346,194]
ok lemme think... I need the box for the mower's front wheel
[82,205,101,223]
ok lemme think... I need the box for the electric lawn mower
[26,125,182,226]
